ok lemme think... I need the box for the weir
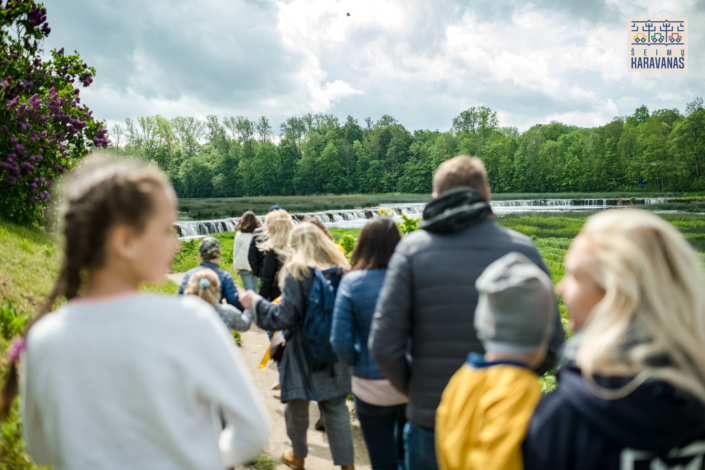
[173,198,668,238]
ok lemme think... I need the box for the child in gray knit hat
[436,252,556,470]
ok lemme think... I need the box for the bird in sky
[346,12,351,16]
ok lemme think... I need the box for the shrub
[0,0,109,227]
[339,234,356,254]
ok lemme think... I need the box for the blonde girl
[1,157,268,469]
[257,209,294,301]
[523,209,705,470]
[240,223,355,470]
[184,269,253,332]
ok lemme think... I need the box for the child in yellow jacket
[436,252,557,470]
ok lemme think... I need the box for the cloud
[39,0,705,134]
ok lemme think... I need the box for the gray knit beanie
[198,236,221,261]
[474,252,556,354]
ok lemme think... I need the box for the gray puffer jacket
[369,187,565,429]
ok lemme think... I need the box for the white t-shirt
[233,232,254,272]
[21,293,269,470]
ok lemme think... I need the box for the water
[173,197,670,238]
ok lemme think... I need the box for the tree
[376,114,398,128]
[452,107,477,134]
[686,97,704,116]
[280,116,306,147]
[110,123,125,149]
[171,116,205,156]
[255,116,271,144]
[137,116,157,142]
[0,0,109,226]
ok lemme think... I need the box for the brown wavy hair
[0,156,174,420]
[351,218,401,271]
[237,211,261,233]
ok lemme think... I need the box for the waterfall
[173,197,673,238]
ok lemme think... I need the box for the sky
[42,0,705,134]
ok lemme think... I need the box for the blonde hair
[575,209,705,402]
[184,269,221,307]
[258,209,294,255]
[280,223,351,284]
[433,155,489,196]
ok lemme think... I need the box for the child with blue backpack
[240,223,355,470]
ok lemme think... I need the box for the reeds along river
[173,198,669,239]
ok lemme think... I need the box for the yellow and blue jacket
[436,353,542,470]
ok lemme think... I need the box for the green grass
[245,453,281,470]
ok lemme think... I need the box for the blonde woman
[184,269,253,332]
[241,224,355,470]
[258,209,294,301]
[523,210,705,470]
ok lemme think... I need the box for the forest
[107,98,705,198]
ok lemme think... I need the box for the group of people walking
[2,153,705,470]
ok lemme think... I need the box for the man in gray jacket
[369,155,565,470]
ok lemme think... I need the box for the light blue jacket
[330,269,387,379]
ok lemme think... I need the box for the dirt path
[168,271,371,470]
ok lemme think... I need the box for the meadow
[176,192,705,220]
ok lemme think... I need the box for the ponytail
[0,156,173,420]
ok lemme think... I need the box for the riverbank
[178,192,705,221]
[174,196,705,238]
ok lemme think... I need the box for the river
[173,197,670,238]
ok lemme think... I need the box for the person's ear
[431,191,438,199]
[485,187,492,201]
[109,225,137,260]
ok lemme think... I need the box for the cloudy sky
[42,0,705,133]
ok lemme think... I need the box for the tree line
[107,99,705,198]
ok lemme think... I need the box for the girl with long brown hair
[1,157,268,469]
[233,211,261,292]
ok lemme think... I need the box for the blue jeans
[239,270,259,293]
[404,422,437,470]
[354,397,407,470]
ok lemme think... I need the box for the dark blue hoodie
[523,361,705,470]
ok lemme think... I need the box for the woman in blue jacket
[331,218,406,470]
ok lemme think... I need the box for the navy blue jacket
[330,269,387,379]
[523,361,705,470]
[179,261,244,311]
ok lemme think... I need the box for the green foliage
[0,1,109,227]
[246,453,280,470]
[0,300,29,341]
[112,102,705,205]
[339,234,356,255]
[396,213,420,236]
[232,330,242,346]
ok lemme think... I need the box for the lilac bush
[0,0,109,226]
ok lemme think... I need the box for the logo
[628,18,688,72]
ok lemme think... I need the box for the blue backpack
[302,267,345,372]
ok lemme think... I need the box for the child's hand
[240,290,255,309]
